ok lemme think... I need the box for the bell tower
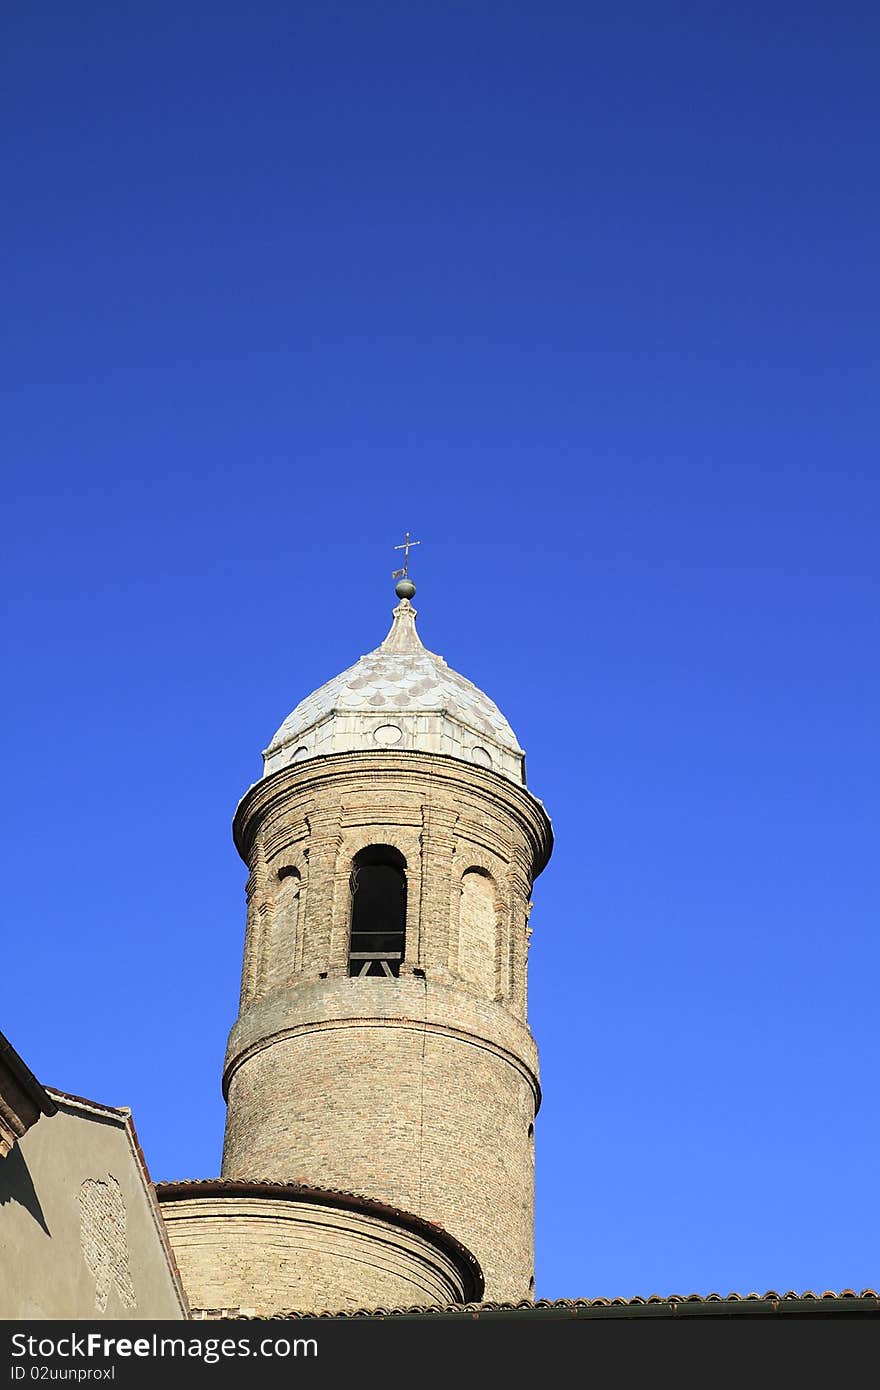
[219,573,552,1301]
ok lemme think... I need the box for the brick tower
[216,572,552,1303]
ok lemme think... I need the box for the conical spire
[378,596,426,655]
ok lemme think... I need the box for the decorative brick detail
[78,1175,137,1313]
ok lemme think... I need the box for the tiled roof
[261,598,525,783]
[272,647,518,751]
[156,1177,385,1201]
[191,1290,880,1321]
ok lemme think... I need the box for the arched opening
[459,867,497,997]
[276,865,301,941]
[260,866,301,995]
[348,845,407,978]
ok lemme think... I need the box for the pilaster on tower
[218,572,553,1302]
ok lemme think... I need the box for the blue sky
[3,2,878,1301]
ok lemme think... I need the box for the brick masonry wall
[222,1012,536,1297]
[159,1194,474,1314]
[222,751,552,1302]
[458,869,497,995]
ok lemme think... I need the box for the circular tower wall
[221,750,551,1300]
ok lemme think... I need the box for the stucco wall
[0,1093,188,1320]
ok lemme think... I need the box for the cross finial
[391,531,421,580]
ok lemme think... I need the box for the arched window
[348,845,407,978]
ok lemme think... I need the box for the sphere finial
[395,577,416,600]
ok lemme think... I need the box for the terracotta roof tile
[191,1289,880,1321]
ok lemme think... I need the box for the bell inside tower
[347,844,407,977]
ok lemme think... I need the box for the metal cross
[392,531,421,579]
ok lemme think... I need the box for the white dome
[262,598,526,785]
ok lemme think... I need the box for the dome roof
[262,597,526,785]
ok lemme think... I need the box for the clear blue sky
[3,2,878,1302]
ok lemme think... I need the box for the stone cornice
[224,972,541,1099]
[0,1029,57,1157]
[233,750,553,876]
[223,1014,541,1111]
